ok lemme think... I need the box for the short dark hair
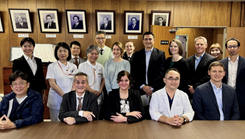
[20,37,35,47]
[54,42,72,61]
[117,70,133,86]
[103,17,109,20]
[73,15,79,20]
[70,41,81,48]
[158,17,163,20]
[131,17,137,21]
[169,39,183,55]
[142,32,155,39]
[208,61,225,71]
[73,72,88,82]
[46,15,52,19]
[9,70,29,85]
[225,38,240,48]
[95,30,106,37]
[164,68,180,78]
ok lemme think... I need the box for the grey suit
[69,56,86,66]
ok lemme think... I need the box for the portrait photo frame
[9,9,32,33]
[95,10,115,34]
[151,11,171,27]
[124,11,144,34]
[66,10,87,33]
[38,9,60,33]
[0,11,4,33]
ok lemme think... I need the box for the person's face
[71,44,80,57]
[46,16,52,23]
[210,48,221,58]
[112,45,122,58]
[195,39,207,56]
[125,42,135,55]
[163,70,180,91]
[131,18,137,25]
[169,41,179,55]
[118,75,130,90]
[74,17,79,23]
[143,34,155,49]
[73,75,87,94]
[57,47,68,61]
[208,66,225,83]
[10,77,29,98]
[16,15,23,23]
[88,49,99,63]
[95,34,106,48]
[103,18,108,24]
[158,18,163,24]
[227,40,240,56]
[21,41,34,57]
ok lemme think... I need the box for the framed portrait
[38,9,60,33]
[95,10,115,34]
[151,11,171,26]
[66,10,87,33]
[124,11,144,34]
[0,12,4,33]
[9,9,32,33]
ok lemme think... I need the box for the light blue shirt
[195,52,205,70]
[210,81,224,121]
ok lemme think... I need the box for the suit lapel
[82,91,89,110]
[223,58,229,81]
[71,91,77,111]
[196,53,207,71]
[148,48,155,69]
[206,82,219,110]
[21,56,34,76]
[222,84,227,114]
[237,56,244,77]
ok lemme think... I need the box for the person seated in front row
[149,68,194,126]
[193,61,240,120]
[105,70,145,123]
[59,72,98,125]
[0,70,44,130]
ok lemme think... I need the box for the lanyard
[57,61,74,76]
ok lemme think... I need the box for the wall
[0,0,245,93]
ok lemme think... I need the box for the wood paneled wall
[0,0,245,94]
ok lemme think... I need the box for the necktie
[104,24,107,29]
[77,97,83,111]
[128,57,131,61]
[74,57,78,67]
[100,49,104,55]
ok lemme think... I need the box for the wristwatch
[182,116,187,124]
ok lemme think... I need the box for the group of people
[0,30,245,130]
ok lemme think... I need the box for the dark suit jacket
[16,22,28,28]
[44,22,56,29]
[122,52,134,64]
[220,56,245,106]
[193,82,240,120]
[72,21,83,29]
[131,47,166,95]
[59,91,98,124]
[12,56,47,94]
[187,52,216,89]
[128,22,139,30]
[100,21,111,30]
[105,89,145,123]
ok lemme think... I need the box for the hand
[142,86,153,97]
[126,111,142,119]
[188,85,195,94]
[42,90,47,104]
[167,115,182,127]
[63,117,76,125]
[83,111,95,122]
[0,115,16,130]
[95,90,102,96]
[110,113,127,123]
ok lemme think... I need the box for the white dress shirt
[228,56,239,89]
[23,54,37,75]
[76,91,85,117]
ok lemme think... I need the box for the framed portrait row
[3,9,171,34]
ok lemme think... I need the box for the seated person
[193,61,240,120]
[59,72,98,125]
[105,70,145,123]
[149,68,194,126]
[0,70,43,130]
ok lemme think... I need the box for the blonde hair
[209,43,223,54]
[112,42,124,57]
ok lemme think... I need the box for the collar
[210,80,222,90]
[76,91,85,98]
[99,46,106,50]
[72,55,79,59]
[57,60,69,68]
[86,60,97,69]
[145,47,154,53]
[23,54,35,61]
[195,52,205,59]
[228,55,239,61]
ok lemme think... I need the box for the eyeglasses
[96,37,105,40]
[12,81,26,87]
[165,77,180,81]
[227,45,238,49]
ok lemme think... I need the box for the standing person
[187,36,216,99]
[123,41,135,63]
[95,30,113,66]
[220,38,245,120]
[209,43,223,60]
[77,45,104,118]
[12,37,47,101]
[69,41,85,67]
[165,39,189,94]
[46,42,77,121]
[104,42,130,94]
[131,32,166,119]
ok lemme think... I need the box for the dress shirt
[228,56,239,89]
[72,55,80,63]
[140,47,153,89]
[210,81,224,121]
[76,92,85,117]
[195,52,205,70]
[23,54,37,75]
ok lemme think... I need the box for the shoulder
[176,89,189,98]
[239,56,245,62]
[204,53,216,61]
[153,48,165,55]
[196,82,209,91]
[222,83,235,92]
[108,89,119,97]
[122,59,130,65]
[96,62,104,68]
[85,91,97,99]
[152,88,165,97]
[187,55,195,61]
[220,57,227,63]
[68,62,77,68]
[63,91,76,98]
[13,56,25,63]
[129,89,140,97]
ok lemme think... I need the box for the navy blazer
[131,47,165,95]
[59,91,98,124]
[220,56,245,106]
[193,82,240,120]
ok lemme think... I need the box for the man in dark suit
[187,36,216,99]
[44,15,56,29]
[100,17,111,30]
[131,32,166,119]
[220,38,245,120]
[72,15,83,29]
[193,61,240,120]
[69,41,85,67]
[128,17,139,30]
[15,14,28,28]
[59,72,98,125]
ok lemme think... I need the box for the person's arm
[104,61,112,94]
[105,91,117,120]
[192,87,207,120]
[12,59,19,73]
[149,92,164,121]
[152,52,166,90]
[0,115,16,130]
[48,79,65,97]
[96,78,105,96]
[230,91,240,120]
[158,115,182,126]
[182,93,194,122]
